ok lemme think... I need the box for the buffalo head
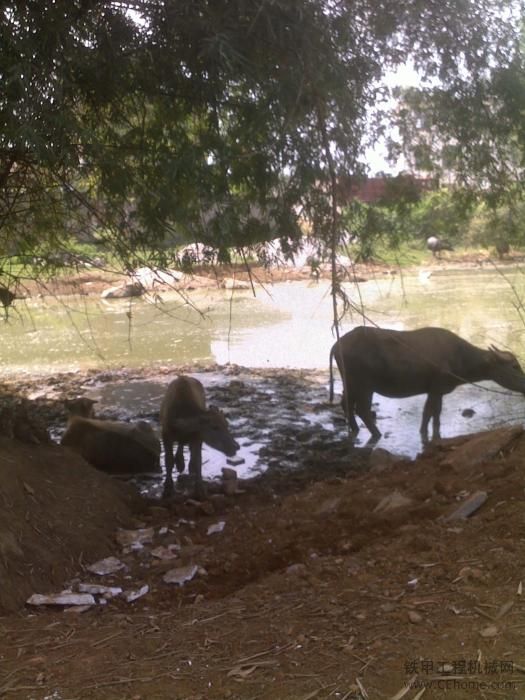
[487,345,525,394]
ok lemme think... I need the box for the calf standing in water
[160,376,239,498]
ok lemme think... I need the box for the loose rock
[374,490,413,513]
[116,527,155,547]
[151,544,181,560]
[163,564,199,586]
[445,491,487,521]
[123,585,149,603]
[101,282,144,299]
[86,556,126,576]
[207,521,226,535]
[77,584,122,598]
[27,592,96,607]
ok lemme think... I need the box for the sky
[363,63,423,175]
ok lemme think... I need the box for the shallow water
[71,369,347,496]
[6,266,525,471]
[72,367,525,493]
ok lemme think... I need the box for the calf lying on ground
[61,399,161,475]
[64,397,97,418]
[160,375,239,498]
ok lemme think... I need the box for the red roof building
[338,174,436,204]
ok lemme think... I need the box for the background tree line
[341,185,525,265]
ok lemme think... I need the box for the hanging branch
[316,103,342,344]
[316,102,355,433]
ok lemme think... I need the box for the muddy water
[74,369,345,497]
[75,364,525,496]
[4,267,525,373]
[6,267,525,476]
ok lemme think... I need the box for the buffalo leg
[188,440,206,499]
[356,392,381,441]
[421,394,442,442]
[162,436,175,497]
[341,392,359,433]
[430,394,443,440]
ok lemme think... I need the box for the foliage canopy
[0,0,521,279]
[389,5,524,201]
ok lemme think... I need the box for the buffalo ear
[207,405,225,418]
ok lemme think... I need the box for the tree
[403,188,473,246]
[388,6,524,199]
[0,0,520,286]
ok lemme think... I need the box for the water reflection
[2,267,525,375]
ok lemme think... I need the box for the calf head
[64,397,98,418]
[488,346,525,394]
[174,407,239,456]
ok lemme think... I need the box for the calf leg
[162,436,175,497]
[188,440,206,499]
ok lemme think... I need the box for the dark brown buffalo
[160,376,239,498]
[61,403,161,475]
[0,286,15,320]
[426,236,453,257]
[329,326,525,442]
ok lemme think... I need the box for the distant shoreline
[13,250,525,300]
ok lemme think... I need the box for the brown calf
[160,376,239,498]
[62,399,161,475]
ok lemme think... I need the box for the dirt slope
[1,424,525,699]
[0,438,138,612]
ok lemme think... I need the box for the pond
[4,266,525,373]
[4,265,525,465]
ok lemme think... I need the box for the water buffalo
[495,239,510,259]
[427,236,453,257]
[160,376,239,498]
[0,285,16,320]
[329,326,525,442]
[0,286,15,308]
[61,402,161,475]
